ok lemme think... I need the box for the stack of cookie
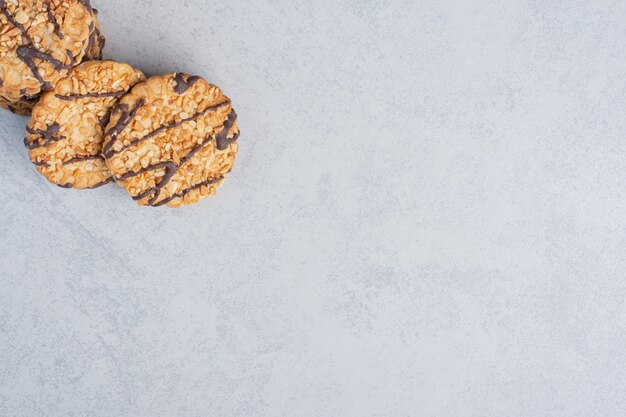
[0,0,240,208]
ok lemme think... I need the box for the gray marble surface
[1,0,625,416]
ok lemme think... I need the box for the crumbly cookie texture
[103,73,240,208]
[25,60,144,189]
[0,0,103,114]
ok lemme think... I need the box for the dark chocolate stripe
[102,99,146,156]
[45,1,63,39]
[104,100,145,136]
[178,129,229,165]
[57,176,113,190]
[152,177,224,207]
[105,99,231,158]
[141,162,178,205]
[91,27,105,60]
[99,112,111,129]
[86,176,114,189]
[122,162,178,204]
[216,110,239,150]
[24,134,64,149]
[26,124,59,138]
[173,73,202,95]
[0,6,33,44]
[117,161,173,182]
[66,49,76,67]
[22,95,39,104]
[63,155,105,165]
[16,46,64,90]
[24,123,65,149]
[103,104,128,134]
[18,47,66,71]
[85,22,96,57]
[55,90,126,101]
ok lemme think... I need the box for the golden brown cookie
[25,60,144,189]
[102,73,240,208]
[0,0,104,115]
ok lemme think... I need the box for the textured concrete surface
[1,1,625,416]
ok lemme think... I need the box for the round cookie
[0,0,103,115]
[25,60,144,189]
[102,73,240,208]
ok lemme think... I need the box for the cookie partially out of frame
[0,0,104,115]
[102,73,240,208]
[25,60,144,189]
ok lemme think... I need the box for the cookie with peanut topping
[25,60,144,189]
[0,0,104,115]
[102,73,240,208]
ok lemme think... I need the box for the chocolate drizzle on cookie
[22,94,39,104]
[16,46,66,90]
[85,21,105,60]
[28,136,113,190]
[131,162,178,203]
[86,176,114,189]
[32,153,113,189]
[65,50,77,67]
[0,0,94,94]
[0,4,31,41]
[63,155,105,165]
[24,123,65,149]
[91,26,105,60]
[152,176,224,207]
[56,178,116,190]
[55,90,127,101]
[173,73,202,95]
[103,99,230,158]
[115,109,239,206]
[85,21,96,52]
[99,112,111,129]
[216,110,239,150]
[1,3,66,90]
[102,99,146,156]
[45,1,63,39]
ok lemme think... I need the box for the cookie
[0,0,103,115]
[102,73,240,208]
[25,60,144,189]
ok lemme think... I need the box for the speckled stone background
[1,1,625,416]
